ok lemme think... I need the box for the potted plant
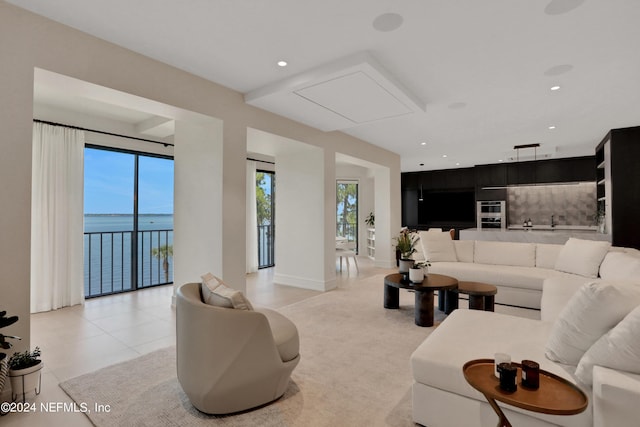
[394,229,419,276]
[409,261,431,283]
[8,347,42,402]
[365,212,375,228]
[0,310,20,403]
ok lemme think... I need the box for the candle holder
[521,359,540,390]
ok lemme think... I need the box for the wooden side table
[445,281,497,314]
[463,359,587,427]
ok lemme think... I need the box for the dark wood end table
[463,359,588,427]
[384,273,458,327]
[445,281,498,314]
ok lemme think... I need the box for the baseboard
[273,273,336,292]
[375,259,395,269]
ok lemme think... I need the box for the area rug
[60,274,442,426]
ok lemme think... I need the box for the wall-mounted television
[418,189,476,223]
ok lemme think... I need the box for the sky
[84,148,174,214]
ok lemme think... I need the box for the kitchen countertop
[460,227,611,244]
[507,225,597,231]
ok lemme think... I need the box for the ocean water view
[84,214,174,297]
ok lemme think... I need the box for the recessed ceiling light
[544,0,586,16]
[277,60,288,67]
[548,125,556,130]
[550,85,561,91]
[456,162,460,166]
[442,154,447,158]
[420,142,427,146]
[372,13,404,32]
[499,159,504,162]
[448,102,467,110]
[544,64,573,76]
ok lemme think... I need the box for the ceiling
[10,0,640,171]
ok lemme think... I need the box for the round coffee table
[383,273,457,327]
[463,359,588,427]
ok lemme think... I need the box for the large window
[84,146,174,298]
[336,181,358,251]
[256,170,275,268]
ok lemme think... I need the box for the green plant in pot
[8,346,43,402]
[365,212,375,228]
[409,261,431,283]
[1,310,20,402]
[394,229,419,276]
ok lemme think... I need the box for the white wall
[173,120,224,292]
[274,144,335,291]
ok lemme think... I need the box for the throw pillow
[599,252,640,281]
[554,238,611,278]
[200,273,254,310]
[545,282,640,365]
[418,230,457,262]
[575,305,640,386]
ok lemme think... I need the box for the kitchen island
[460,226,611,244]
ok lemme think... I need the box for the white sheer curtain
[246,160,259,273]
[31,122,85,313]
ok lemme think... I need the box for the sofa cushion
[535,243,564,269]
[575,305,640,386]
[540,275,594,323]
[257,308,299,362]
[554,238,611,278]
[200,273,254,310]
[474,241,536,267]
[453,240,474,263]
[545,282,640,365]
[419,230,457,262]
[599,251,640,282]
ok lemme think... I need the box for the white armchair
[176,282,300,414]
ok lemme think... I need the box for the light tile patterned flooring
[2,258,374,426]
[3,258,537,426]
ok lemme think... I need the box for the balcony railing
[258,224,275,268]
[84,229,173,298]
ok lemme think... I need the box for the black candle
[498,362,517,392]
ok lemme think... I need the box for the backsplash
[507,183,597,227]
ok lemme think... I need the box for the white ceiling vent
[245,52,425,132]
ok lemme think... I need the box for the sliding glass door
[83,146,174,298]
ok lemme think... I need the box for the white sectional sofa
[410,234,640,427]
[413,230,638,309]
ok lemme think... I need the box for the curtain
[31,123,85,312]
[246,160,259,273]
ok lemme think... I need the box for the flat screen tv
[418,190,475,223]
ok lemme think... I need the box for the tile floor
[1,258,375,426]
[1,257,537,426]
